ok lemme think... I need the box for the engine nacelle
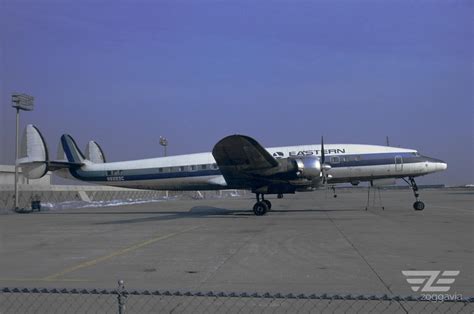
[293,156,322,179]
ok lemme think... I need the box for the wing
[212,135,278,170]
[212,135,280,188]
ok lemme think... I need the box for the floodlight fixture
[11,93,35,211]
[159,136,168,157]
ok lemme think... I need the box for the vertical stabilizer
[61,134,86,163]
[85,141,106,163]
[17,124,49,179]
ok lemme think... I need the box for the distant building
[0,165,51,186]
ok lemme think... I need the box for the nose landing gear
[403,177,425,211]
[414,200,425,211]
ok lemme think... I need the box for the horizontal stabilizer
[17,125,83,179]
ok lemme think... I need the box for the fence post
[117,279,126,314]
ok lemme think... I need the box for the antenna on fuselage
[386,136,390,146]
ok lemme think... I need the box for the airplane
[18,124,447,215]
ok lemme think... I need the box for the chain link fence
[0,185,249,212]
[0,186,162,211]
[1,282,473,314]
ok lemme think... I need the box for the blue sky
[1,0,472,185]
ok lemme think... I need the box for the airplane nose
[438,162,448,171]
[423,156,447,172]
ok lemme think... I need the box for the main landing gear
[403,177,425,211]
[253,193,272,216]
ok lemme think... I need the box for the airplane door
[395,156,403,172]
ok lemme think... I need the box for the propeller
[321,136,325,165]
[320,136,332,184]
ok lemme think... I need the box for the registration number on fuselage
[107,176,125,181]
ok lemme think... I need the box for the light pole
[159,136,169,198]
[12,93,34,211]
[159,136,168,157]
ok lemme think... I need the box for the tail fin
[18,125,84,179]
[85,141,106,163]
[61,134,86,163]
[18,124,49,179]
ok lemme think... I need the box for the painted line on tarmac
[42,225,202,281]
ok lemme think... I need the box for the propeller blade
[321,136,325,165]
[321,136,326,184]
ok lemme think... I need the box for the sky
[0,0,473,185]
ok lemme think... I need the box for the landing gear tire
[253,201,269,216]
[403,177,426,211]
[413,201,425,211]
[263,200,272,210]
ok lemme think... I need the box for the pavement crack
[325,214,410,313]
[197,229,264,288]
[324,211,395,295]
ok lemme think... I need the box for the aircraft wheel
[277,194,284,199]
[413,201,425,211]
[253,201,268,216]
[263,200,272,210]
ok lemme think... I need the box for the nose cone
[423,156,448,173]
[437,162,448,171]
[431,160,447,172]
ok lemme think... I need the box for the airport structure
[0,165,51,186]
[0,164,165,211]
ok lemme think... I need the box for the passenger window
[180,166,185,172]
[201,165,208,170]
[211,163,218,169]
[331,156,340,164]
[158,168,163,173]
[191,165,196,171]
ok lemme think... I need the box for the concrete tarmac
[0,188,472,296]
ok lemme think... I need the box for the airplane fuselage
[60,144,447,191]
